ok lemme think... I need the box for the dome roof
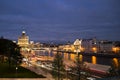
[22,31,26,34]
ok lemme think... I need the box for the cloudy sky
[0,0,120,42]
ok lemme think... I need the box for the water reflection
[92,56,96,64]
[34,50,120,66]
[113,58,118,67]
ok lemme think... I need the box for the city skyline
[0,0,120,42]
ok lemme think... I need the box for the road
[21,62,53,79]
[22,60,99,80]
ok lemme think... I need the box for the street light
[14,48,19,77]
[73,39,82,80]
[16,66,18,77]
[92,47,97,53]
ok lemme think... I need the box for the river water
[34,50,120,66]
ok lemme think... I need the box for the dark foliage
[0,38,23,66]
[52,52,65,80]
[108,59,120,77]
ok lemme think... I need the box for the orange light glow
[70,54,75,61]
[92,47,97,53]
[79,54,83,62]
[64,53,68,60]
[92,56,96,64]
[112,47,119,53]
[113,58,118,67]
[81,47,85,52]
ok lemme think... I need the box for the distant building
[112,41,120,53]
[81,38,99,53]
[73,39,82,52]
[29,41,41,50]
[58,38,119,54]
[18,31,29,48]
[59,38,98,53]
[99,40,114,53]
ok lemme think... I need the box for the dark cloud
[0,0,120,41]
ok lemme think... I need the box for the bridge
[56,50,120,58]
[32,49,120,67]
[51,50,120,66]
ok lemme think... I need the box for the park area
[0,63,45,78]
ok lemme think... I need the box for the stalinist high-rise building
[18,31,29,48]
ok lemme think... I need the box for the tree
[71,54,90,80]
[0,38,23,67]
[109,59,120,77]
[52,52,65,80]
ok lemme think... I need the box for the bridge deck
[55,50,120,58]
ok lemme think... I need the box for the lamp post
[15,48,18,78]
[16,66,18,77]
[15,60,19,78]
[73,39,82,80]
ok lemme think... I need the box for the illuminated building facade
[58,38,119,54]
[99,41,113,53]
[81,38,99,53]
[112,41,120,53]
[18,31,29,48]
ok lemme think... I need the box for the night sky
[0,0,120,42]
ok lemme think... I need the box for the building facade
[81,38,99,53]
[99,41,113,53]
[18,31,29,48]
[58,38,116,53]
